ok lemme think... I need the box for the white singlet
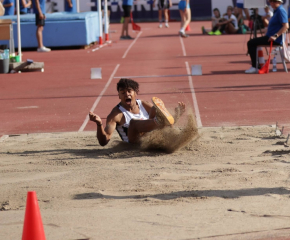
[116,99,150,142]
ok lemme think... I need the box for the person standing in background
[178,0,190,38]
[2,0,14,15]
[20,0,31,14]
[32,0,51,52]
[65,0,76,13]
[153,0,172,28]
[236,0,250,20]
[120,0,134,40]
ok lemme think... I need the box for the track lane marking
[78,64,120,132]
[179,36,186,57]
[122,31,143,59]
[114,74,190,79]
[185,61,202,128]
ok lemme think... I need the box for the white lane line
[122,31,143,59]
[0,135,9,142]
[17,106,39,109]
[185,61,202,128]
[91,41,112,52]
[114,74,190,79]
[78,64,120,132]
[179,36,186,57]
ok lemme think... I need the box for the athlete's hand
[89,112,102,126]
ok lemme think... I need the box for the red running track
[0,21,289,136]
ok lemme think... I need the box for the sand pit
[1,120,290,239]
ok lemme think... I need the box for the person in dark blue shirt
[2,0,14,15]
[120,0,134,40]
[65,0,76,13]
[32,0,51,52]
[20,0,31,14]
[246,0,288,74]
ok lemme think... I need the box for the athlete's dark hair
[117,78,139,94]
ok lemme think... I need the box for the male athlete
[89,78,185,146]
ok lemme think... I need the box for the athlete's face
[118,87,137,107]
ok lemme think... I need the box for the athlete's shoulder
[107,105,123,123]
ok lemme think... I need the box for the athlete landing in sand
[89,78,185,146]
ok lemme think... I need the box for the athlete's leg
[127,119,158,143]
[226,23,238,34]
[122,17,130,36]
[179,10,185,28]
[181,8,190,31]
[164,9,169,22]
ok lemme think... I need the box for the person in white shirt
[89,78,185,145]
[216,6,239,34]
[262,5,273,27]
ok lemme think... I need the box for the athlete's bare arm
[89,108,122,146]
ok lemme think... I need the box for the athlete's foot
[179,31,188,38]
[174,102,186,123]
[152,97,175,126]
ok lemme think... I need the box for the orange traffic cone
[22,191,46,240]
[185,24,190,32]
[257,47,265,68]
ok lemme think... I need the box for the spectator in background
[202,8,222,35]
[153,0,172,28]
[211,8,221,30]
[65,0,76,13]
[32,0,51,52]
[234,6,244,29]
[20,0,31,14]
[261,5,273,28]
[215,6,239,34]
[2,0,14,16]
[120,0,133,40]
[178,0,190,38]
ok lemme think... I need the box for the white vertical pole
[104,0,109,41]
[16,0,22,62]
[97,0,103,45]
[76,0,80,13]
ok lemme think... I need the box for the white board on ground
[91,68,102,79]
